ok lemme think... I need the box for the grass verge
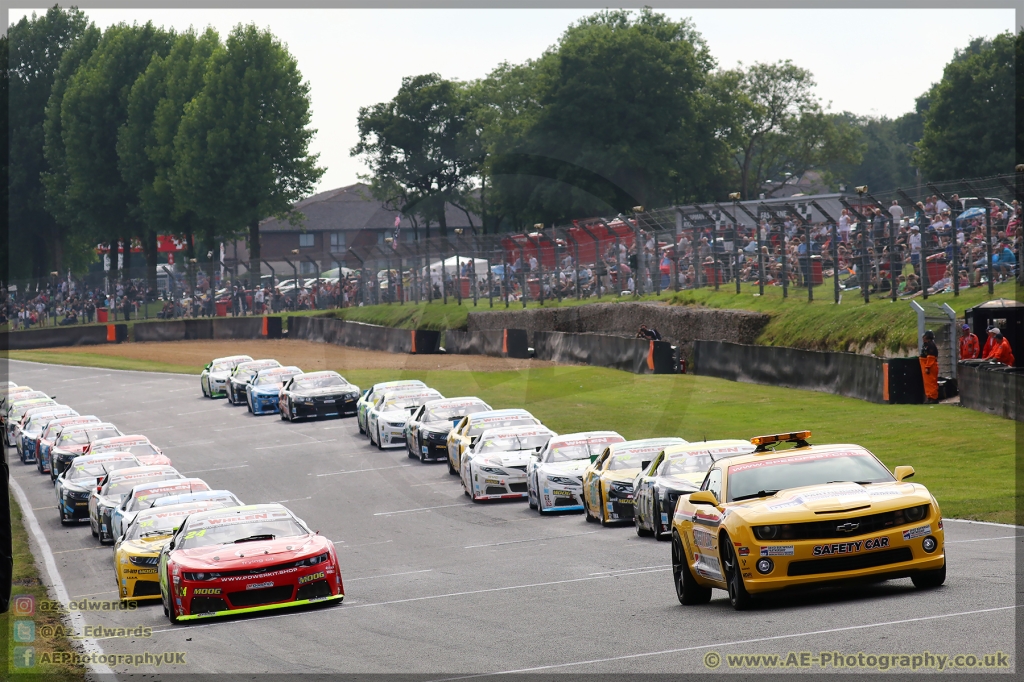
[2,492,88,681]
[9,347,1015,524]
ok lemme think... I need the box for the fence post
[805,221,813,302]
[985,205,994,295]
[890,219,898,303]
[831,221,840,304]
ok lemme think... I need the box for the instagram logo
[12,595,35,616]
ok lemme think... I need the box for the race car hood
[540,460,589,475]
[207,371,231,381]
[601,469,641,484]
[172,534,330,570]
[725,482,932,523]
[659,473,704,490]
[378,409,413,423]
[296,386,355,398]
[120,536,172,556]
[478,450,534,468]
[251,385,284,396]
[136,454,172,467]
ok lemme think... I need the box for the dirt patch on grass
[30,339,551,372]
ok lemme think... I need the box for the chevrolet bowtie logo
[836,522,860,533]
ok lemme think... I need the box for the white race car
[357,380,427,435]
[527,431,625,513]
[461,425,556,501]
[367,388,444,449]
[200,355,253,398]
[446,409,541,476]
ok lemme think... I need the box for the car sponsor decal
[902,525,931,540]
[738,547,750,556]
[193,588,221,595]
[187,510,291,529]
[661,512,669,525]
[759,545,795,556]
[693,552,723,580]
[611,441,680,457]
[692,509,721,527]
[552,490,572,497]
[693,528,715,549]
[298,571,326,584]
[220,568,297,582]
[549,435,625,448]
[729,450,873,474]
[812,537,890,556]
[246,582,274,590]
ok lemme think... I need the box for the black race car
[278,371,360,421]
[226,359,281,405]
[405,397,491,463]
[54,452,141,524]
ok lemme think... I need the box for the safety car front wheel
[911,561,946,589]
[672,532,712,605]
[721,533,753,611]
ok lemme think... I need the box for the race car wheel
[635,506,653,537]
[90,517,98,538]
[721,533,753,611]
[375,427,384,450]
[599,490,614,527]
[911,560,946,589]
[529,489,538,511]
[447,454,458,476]
[166,594,180,624]
[358,417,365,435]
[247,397,253,413]
[584,490,596,522]
[672,532,712,605]
[59,508,70,525]
[202,381,208,398]
[652,499,668,541]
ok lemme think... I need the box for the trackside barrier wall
[0,324,128,350]
[693,340,885,403]
[287,317,440,354]
[444,329,530,359]
[133,317,274,342]
[957,361,1023,421]
[133,320,186,342]
[533,331,675,374]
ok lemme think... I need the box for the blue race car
[245,366,304,415]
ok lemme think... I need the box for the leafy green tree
[916,32,1015,180]
[9,6,92,279]
[173,24,323,285]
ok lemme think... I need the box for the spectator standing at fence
[958,324,980,360]
[888,200,904,229]
[983,330,1015,366]
[919,330,940,404]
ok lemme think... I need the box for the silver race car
[357,380,426,435]
[405,397,491,462]
[461,425,556,502]
[367,388,444,449]
[200,355,253,398]
[527,431,625,513]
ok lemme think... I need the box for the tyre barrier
[0,324,128,350]
[133,317,276,342]
[288,316,440,354]
[693,340,885,403]
[533,331,677,374]
[957,360,1024,421]
[444,329,530,359]
[133,320,186,342]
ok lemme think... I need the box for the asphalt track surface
[6,359,1018,677]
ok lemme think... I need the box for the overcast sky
[11,7,1016,192]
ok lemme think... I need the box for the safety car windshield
[727,451,894,502]
[478,434,551,453]
[293,374,348,390]
[178,516,307,549]
[425,402,488,423]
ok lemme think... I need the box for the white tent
[422,256,491,284]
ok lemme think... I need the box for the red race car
[157,504,343,622]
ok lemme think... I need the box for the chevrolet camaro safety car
[446,409,541,476]
[279,371,360,421]
[111,478,211,541]
[90,465,183,544]
[89,435,170,467]
[357,380,426,434]
[115,499,241,603]
[17,407,77,464]
[582,437,687,526]
[527,431,625,513]
[246,366,303,415]
[461,425,556,501]
[201,355,253,398]
[405,397,491,462]
[670,431,946,610]
[633,440,756,540]
[49,422,123,482]
[367,388,444,449]
[227,360,281,405]
[54,452,141,525]
[157,504,344,622]
[36,415,101,474]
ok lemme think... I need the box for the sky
[11,7,1016,193]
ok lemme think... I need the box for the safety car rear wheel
[672,532,712,605]
[911,561,946,589]
[721,533,752,611]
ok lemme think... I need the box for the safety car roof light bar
[750,430,812,452]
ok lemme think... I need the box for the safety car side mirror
[688,491,718,506]
[894,466,915,482]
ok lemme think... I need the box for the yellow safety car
[113,498,237,602]
[582,438,686,526]
[670,431,946,610]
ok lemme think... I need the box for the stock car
[527,431,625,513]
[12,404,71,456]
[461,425,556,502]
[2,388,47,432]
[367,388,444,449]
[246,366,304,415]
[115,498,242,603]
[357,380,426,434]
[405,397,492,462]
[227,360,282,405]
[36,415,101,474]
[153,489,244,508]
[157,504,344,622]
[6,396,58,446]
[670,431,946,611]
[49,422,124,482]
[446,409,541,476]
[110,478,211,540]
[54,452,142,525]
[633,440,756,540]
[201,355,253,398]
[89,435,171,467]
[90,465,184,544]
[17,407,77,463]
[279,371,360,421]
[583,438,687,526]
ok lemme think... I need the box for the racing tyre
[721,533,753,611]
[202,381,208,398]
[671,532,712,605]
[447,454,458,476]
[652,499,668,541]
[247,397,253,413]
[529,492,538,511]
[911,561,946,589]
[375,427,383,450]
[90,518,98,538]
[358,419,365,435]
[599,490,614,527]
[584,491,596,523]
[166,593,180,624]
[59,508,70,525]
[635,508,653,537]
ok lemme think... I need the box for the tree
[916,32,1015,180]
[9,6,92,279]
[823,114,919,193]
[56,22,174,289]
[173,24,323,286]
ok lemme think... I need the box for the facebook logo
[13,646,36,668]
[13,620,36,642]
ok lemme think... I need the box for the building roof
[259,183,479,233]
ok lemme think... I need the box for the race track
[6,360,1017,677]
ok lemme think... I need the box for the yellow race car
[446,409,540,476]
[582,438,686,526]
[113,498,238,602]
[670,431,946,610]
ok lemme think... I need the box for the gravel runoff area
[25,338,553,372]
[4,358,1018,677]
